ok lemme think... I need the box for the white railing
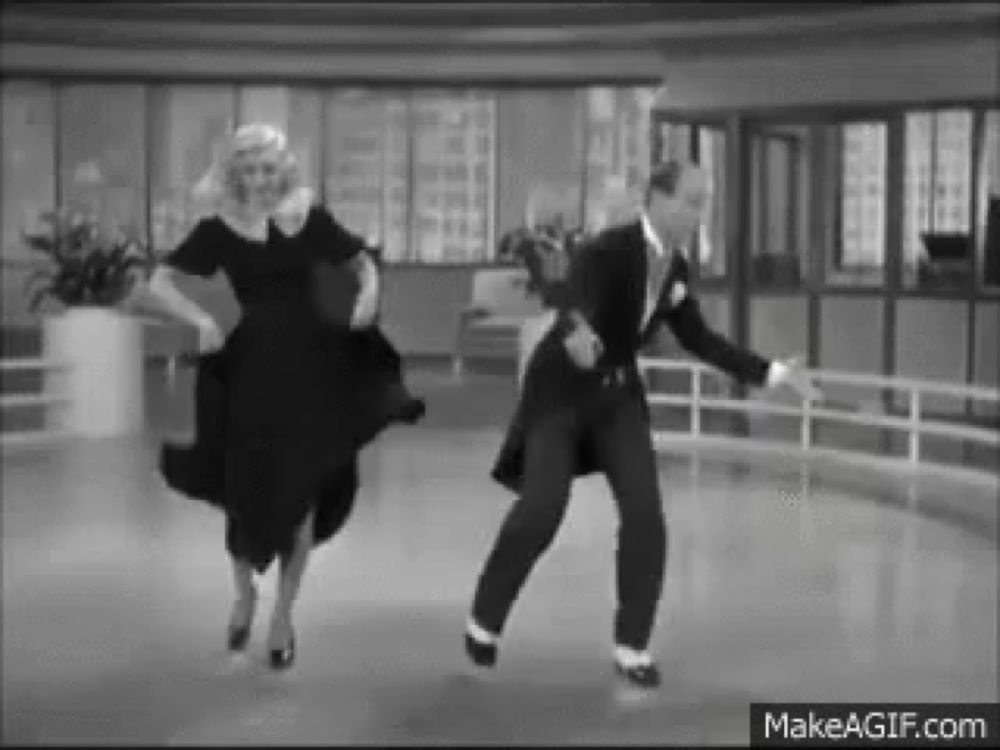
[637,357,1000,484]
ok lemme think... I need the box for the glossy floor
[3,370,997,745]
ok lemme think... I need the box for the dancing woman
[148,124,416,669]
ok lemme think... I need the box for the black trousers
[471,382,667,650]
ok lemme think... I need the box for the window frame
[650,112,732,290]
[745,124,809,293]
[899,107,980,294]
[658,98,999,300]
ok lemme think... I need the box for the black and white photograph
[1,1,998,745]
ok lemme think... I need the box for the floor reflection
[2,374,997,744]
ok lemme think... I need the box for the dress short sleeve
[162,219,223,278]
[305,206,367,266]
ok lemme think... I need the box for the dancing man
[464,161,820,690]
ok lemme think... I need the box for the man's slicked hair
[644,160,687,205]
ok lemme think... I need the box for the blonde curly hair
[193,123,300,210]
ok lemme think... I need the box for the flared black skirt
[160,310,415,573]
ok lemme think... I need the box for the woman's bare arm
[146,266,223,351]
[349,251,380,329]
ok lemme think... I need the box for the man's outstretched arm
[660,273,820,400]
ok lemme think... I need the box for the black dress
[159,206,417,573]
[307,238,424,444]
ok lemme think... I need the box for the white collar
[640,213,665,258]
[218,210,269,243]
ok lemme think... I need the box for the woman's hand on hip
[196,315,224,353]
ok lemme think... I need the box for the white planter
[43,307,145,438]
[518,309,557,387]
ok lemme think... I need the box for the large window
[583,87,655,231]
[696,126,727,281]
[149,85,237,254]
[410,90,495,263]
[902,109,974,290]
[748,125,809,289]
[326,89,496,264]
[978,109,1000,290]
[59,84,148,239]
[495,89,585,234]
[3,81,503,267]
[3,79,665,270]
[325,90,410,258]
[583,87,618,230]
[325,89,496,264]
[1,82,55,265]
[831,121,888,286]
[740,119,889,290]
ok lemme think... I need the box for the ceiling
[2,2,908,28]
[1,1,992,57]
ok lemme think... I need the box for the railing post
[691,364,701,437]
[909,387,921,466]
[801,390,812,450]
[166,356,177,392]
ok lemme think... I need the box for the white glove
[767,355,822,402]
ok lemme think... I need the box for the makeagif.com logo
[762,709,990,743]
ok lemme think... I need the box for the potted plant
[22,209,154,438]
[497,220,589,306]
[496,220,591,383]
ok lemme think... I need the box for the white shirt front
[640,212,667,332]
